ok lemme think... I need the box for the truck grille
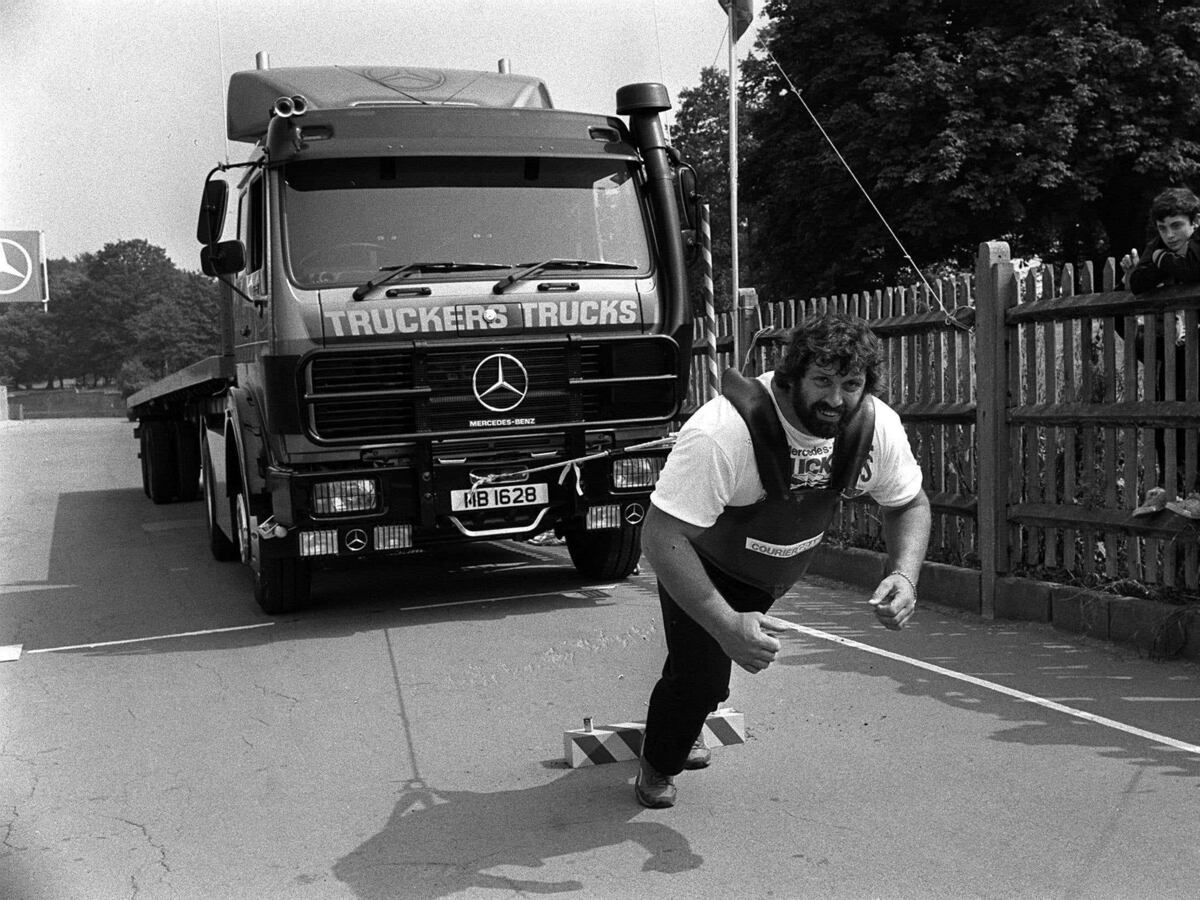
[303,337,679,443]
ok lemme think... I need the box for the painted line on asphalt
[388,585,618,613]
[786,622,1200,756]
[23,622,275,655]
[16,586,616,657]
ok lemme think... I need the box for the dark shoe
[635,756,676,808]
[1133,486,1168,516]
[683,735,711,770]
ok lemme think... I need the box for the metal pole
[728,7,740,368]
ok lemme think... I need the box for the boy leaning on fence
[1120,187,1200,294]
[1118,186,1200,511]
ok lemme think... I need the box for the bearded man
[634,313,931,808]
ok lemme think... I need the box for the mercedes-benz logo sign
[0,239,33,295]
[345,528,368,552]
[472,353,529,413]
[366,67,448,93]
[624,503,646,526]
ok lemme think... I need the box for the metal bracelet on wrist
[889,570,918,597]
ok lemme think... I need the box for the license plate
[450,483,548,511]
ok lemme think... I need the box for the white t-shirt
[651,371,924,529]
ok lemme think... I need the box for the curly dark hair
[774,313,883,395]
[1150,187,1200,222]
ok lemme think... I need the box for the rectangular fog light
[612,456,663,489]
[299,529,339,557]
[312,478,378,515]
[374,524,412,550]
[586,504,621,530]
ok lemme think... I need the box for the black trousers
[641,558,774,776]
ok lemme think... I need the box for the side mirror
[197,179,229,245]
[670,154,700,232]
[200,240,246,277]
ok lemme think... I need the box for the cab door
[234,173,269,355]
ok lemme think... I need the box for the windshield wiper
[491,258,639,295]
[352,261,512,301]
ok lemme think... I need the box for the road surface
[2,419,1199,899]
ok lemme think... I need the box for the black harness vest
[689,370,875,598]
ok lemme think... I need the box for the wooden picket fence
[688,241,1200,611]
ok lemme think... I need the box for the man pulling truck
[635,314,932,808]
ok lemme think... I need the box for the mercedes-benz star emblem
[345,529,368,552]
[367,67,448,93]
[625,503,646,526]
[472,353,529,413]
[0,239,33,295]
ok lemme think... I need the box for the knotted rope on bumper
[466,436,677,491]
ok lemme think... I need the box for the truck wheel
[565,523,642,580]
[139,433,151,498]
[203,437,238,561]
[174,420,202,502]
[254,557,312,616]
[142,419,180,504]
[235,491,309,615]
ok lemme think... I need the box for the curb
[808,545,1200,661]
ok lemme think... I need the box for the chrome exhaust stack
[271,94,309,118]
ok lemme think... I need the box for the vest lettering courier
[690,370,875,598]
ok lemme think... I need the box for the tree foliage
[0,239,222,392]
[672,66,765,313]
[0,304,55,389]
[726,0,1200,299]
[673,68,733,313]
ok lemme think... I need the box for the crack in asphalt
[114,816,170,898]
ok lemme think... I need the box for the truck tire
[203,436,238,561]
[254,557,312,616]
[565,523,642,580]
[235,491,310,615]
[139,435,151,498]
[141,419,180,504]
[174,420,202,502]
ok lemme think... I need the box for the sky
[1,0,760,273]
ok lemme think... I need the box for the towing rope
[467,436,677,491]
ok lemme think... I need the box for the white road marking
[0,584,76,595]
[1121,697,1200,703]
[24,622,275,654]
[777,620,1200,756]
[388,585,617,613]
[18,585,618,656]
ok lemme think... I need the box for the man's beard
[793,395,859,438]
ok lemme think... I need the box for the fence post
[737,287,760,373]
[974,241,1016,618]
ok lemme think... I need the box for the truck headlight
[612,456,663,489]
[311,478,378,515]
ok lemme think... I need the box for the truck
[126,57,697,614]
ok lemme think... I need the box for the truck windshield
[282,156,652,289]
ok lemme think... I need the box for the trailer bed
[125,355,235,418]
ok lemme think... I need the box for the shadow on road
[2,486,647,653]
[333,767,700,899]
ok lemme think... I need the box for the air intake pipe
[265,95,309,163]
[616,83,691,380]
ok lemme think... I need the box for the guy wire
[766,52,969,331]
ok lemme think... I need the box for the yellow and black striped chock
[563,708,746,768]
